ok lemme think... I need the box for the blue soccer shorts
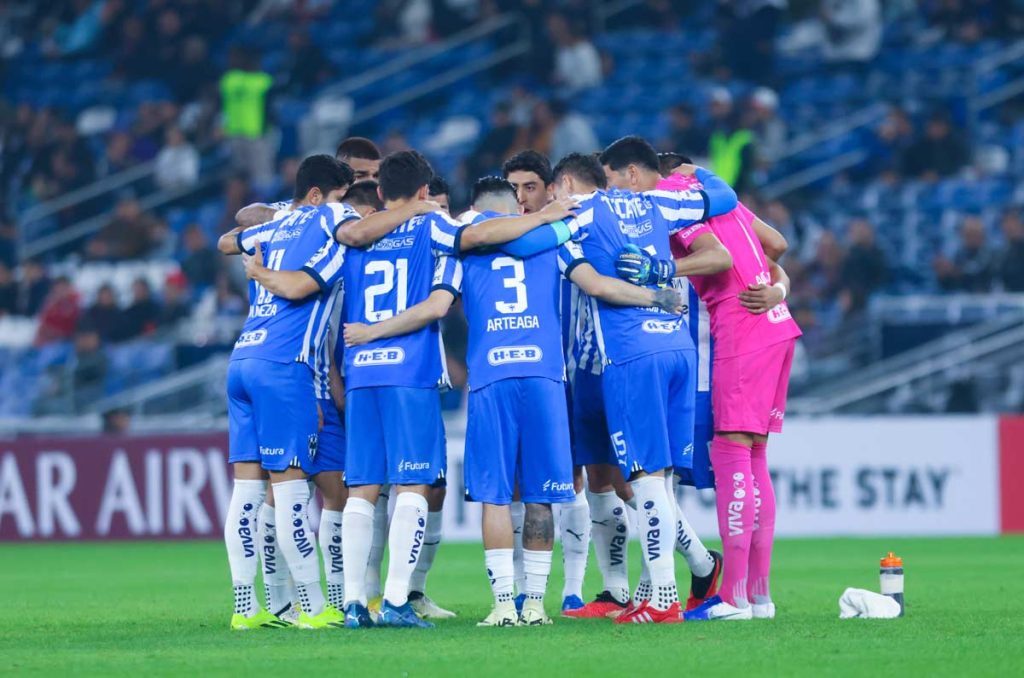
[227,358,319,473]
[677,389,715,489]
[464,377,575,505]
[571,367,615,467]
[344,386,446,486]
[310,397,345,475]
[602,349,696,479]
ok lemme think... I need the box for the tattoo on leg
[523,504,554,550]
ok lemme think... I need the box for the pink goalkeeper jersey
[658,173,801,359]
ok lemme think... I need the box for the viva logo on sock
[642,500,662,561]
[676,520,692,551]
[728,473,747,537]
[408,513,426,564]
[328,524,343,573]
[239,503,256,558]
[610,508,627,566]
[291,504,314,558]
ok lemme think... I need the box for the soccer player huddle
[218,133,801,629]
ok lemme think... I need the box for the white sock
[587,489,630,604]
[273,479,325,616]
[510,501,525,594]
[523,549,553,603]
[383,492,428,606]
[258,503,291,615]
[319,509,344,609]
[672,483,714,577]
[342,497,375,606]
[560,491,590,600]
[409,510,442,594]
[366,490,389,599]
[485,548,515,605]
[630,475,677,610]
[224,479,265,616]
[623,494,651,603]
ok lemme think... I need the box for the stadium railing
[789,296,1024,415]
[319,12,531,129]
[84,354,229,418]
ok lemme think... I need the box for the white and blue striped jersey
[457,210,587,390]
[567,188,708,365]
[678,279,712,394]
[231,203,358,368]
[341,210,463,390]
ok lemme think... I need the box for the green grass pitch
[2,537,1023,676]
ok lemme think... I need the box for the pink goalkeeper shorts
[712,339,796,435]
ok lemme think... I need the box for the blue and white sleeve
[432,255,463,298]
[567,203,594,243]
[301,236,347,293]
[327,202,361,227]
[236,222,278,255]
[646,189,710,234]
[557,240,588,278]
[430,211,465,255]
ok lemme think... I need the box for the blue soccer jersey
[231,203,358,367]
[341,210,463,390]
[457,210,587,390]
[568,188,708,365]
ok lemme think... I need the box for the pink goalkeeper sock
[711,437,754,608]
[748,441,776,604]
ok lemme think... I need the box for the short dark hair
[378,150,434,201]
[471,176,516,205]
[342,180,384,211]
[428,175,450,197]
[600,135,660,173]
[552,152,607,189]
[294,154,354,200]
[502,150,553,185]
[335,136,381,162]
[657,151,693,176]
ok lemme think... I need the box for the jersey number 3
[492,256,528,314]
[364,258,408,321]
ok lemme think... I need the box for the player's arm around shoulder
[458,197,579,251]
[752,216,788,261]
[335,200,438,248]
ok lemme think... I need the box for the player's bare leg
[478,503,518,627]
[314,472,347,611]
[559,466,591,613]
[409,484,456,619]
[226,461,279,629]
[520,503,555,625]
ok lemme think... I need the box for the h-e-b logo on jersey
[353,347,406,366]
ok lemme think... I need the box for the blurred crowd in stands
[1,0,1024,415]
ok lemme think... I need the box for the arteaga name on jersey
[352,347,406,366]
[487,345,543,366]
[486,314,540,332]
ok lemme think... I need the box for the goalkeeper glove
[615,244,676,287]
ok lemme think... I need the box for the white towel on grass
[838,588,901,619]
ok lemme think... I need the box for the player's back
[459,210,573,390]
[574,189,693,364]
[231,204,346,367]
[341,211,450,389]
